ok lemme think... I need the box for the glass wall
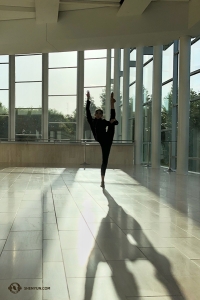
[129,49,136,142]
[143,60,153,102]
[84,50,107,140]
[162,44,174,82]
[48,51,77,141]
[160,43,174,166]
[143,103,152,163]
[15,54,42,141]
[189,39,200,172]
[143,51,153,163]
[0,55,9,140]
[161,82,173,166]
[1,43,199,173]
[129,83,135,142]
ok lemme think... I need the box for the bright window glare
[121,49,124,71]
[143,61,153,100]
[49,51,77,68]
[49,68,77,95]
[49,96,76,115]
[84,59,106,87]
[130,49,136,61]
[143,54,152,64]
[0,64,9,89]
[0,55,9,63]
[16,82,42,108]
[85,49,107,59]
[15,55,42,82]
[162,44,173,82]
[130,67,136,83]
[190,73,200,95]
[191,40,200,72]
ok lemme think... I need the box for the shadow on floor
[83,188,185,300]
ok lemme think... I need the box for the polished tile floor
[0,165,199,300]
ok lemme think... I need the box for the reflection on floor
[0,165,199,300]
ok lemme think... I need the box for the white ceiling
[0,0,199,54]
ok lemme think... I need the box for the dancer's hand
[110,119,116,124]
[86,91,90,101]
[111,92,116,104]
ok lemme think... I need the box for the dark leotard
[86,100,119,176]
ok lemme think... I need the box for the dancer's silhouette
[83,189,185,300]
[86,91,118,188]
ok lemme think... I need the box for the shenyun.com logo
[8,282,22,294]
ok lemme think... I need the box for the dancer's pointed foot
[100,181,105,188]
[111,92,116,104]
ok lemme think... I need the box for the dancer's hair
[95,109,103,115]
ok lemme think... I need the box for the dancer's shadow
[83,189,186,300]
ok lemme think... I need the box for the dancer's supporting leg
[100,141,111,187]
[100,93,117,187]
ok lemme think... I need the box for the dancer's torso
[92,118,107,142]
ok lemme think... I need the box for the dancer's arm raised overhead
[86,91,93,125]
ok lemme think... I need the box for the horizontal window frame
[48,94,77,97]
[162,78,173,86]
[49,121,76,124]
[143,57,153,67]
[48,66,77,70]
[15,81,42,84]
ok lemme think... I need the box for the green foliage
[161,86,200,130]
[0,102,8,115]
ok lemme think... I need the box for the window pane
[161,83,173,167]
[130,49,136,61]
[84,87,105,109]
[0,116,8,139]
[162,44,174,82]
[143,54,152,64]
[111,57,114,80]
[15,55,42,82]
[121,49,124,71]
[130,67,136,83]
[190,73,200,100]
[143,103,152,163]
[15,108,42,141]
[129,84,135,116]
[111,49,114,58]
[189,99,200,172]
[49,96,76,118]
[143,61,153,102]
[143,104,152,143]
[120,76,123,104]
[84,59,106,87]
[0,55,9,63]
[0,90,9,113]
[49,52,77,68]
[162,82,173,130]
[49,123,76,141]
[85,50,107,59]
[16,82,42,108]
[49,69,77,95]
[129,84,135,141]
[191,40,200,72]
[0,64,9,89]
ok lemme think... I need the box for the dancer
[86,91,118,187]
